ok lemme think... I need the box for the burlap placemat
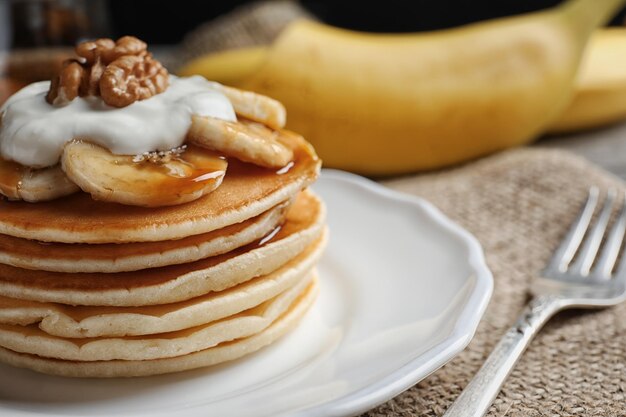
[359,148,626,416]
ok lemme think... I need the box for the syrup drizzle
[258,225,282,246]
[276,161,294,175]
[112,144,228,206]
[0,157,25,199]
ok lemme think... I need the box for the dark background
[5,0,626,47]
[110,0,625,43]
[111,0,566,43]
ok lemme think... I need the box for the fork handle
[442,295,562,417]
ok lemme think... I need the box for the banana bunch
[180,0,625,175]
[549,28,626,133]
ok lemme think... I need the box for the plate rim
[301,169,493,417]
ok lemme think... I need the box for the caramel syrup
[0,98,26,199]
[258,225,282,246]
[120,144,228,206]
[0,157,25,199]
[225,128,319,182]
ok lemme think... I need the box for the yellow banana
[181,47,268,87]
[549,28,626,133]
[180,0,624,175]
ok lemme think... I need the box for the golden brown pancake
[0,191,326,306]
[0,275,315,361]
[0,277,318,377]
[0,199,291,273]
[0,238,324,337]
[0,133,320,243]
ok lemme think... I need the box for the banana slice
[61,141,227,207]
[188,116,293,169]
[0,159,79,202]
[212,83,286,130]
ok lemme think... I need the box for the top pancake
[0,132,319,243]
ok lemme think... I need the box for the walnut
[46,36,168,108]
[102,36,148,63]
[46,60,84,106]
[79,58,106,97]
[75,38,115,65]
[75,36,147,65]
[100,53,169,108]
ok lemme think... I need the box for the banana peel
[179,0,625,175]
[549,28,626,133]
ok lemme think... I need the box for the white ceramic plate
[0,169,492,417]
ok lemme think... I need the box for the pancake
[0,238,324,337]
[0,133,320,243]
[0,275,318,377]
[0,199,290,273]
[0,191,326,306]
[0,274,316,361]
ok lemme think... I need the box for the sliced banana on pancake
[0,159,79,202]
[188,116,294,169]
[216,84,286,130]
[61,141,227,207]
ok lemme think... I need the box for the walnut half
[46,36,169,108]
[100,54,168,108]
[46,60,84,106]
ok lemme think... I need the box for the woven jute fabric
[360,148,626,417]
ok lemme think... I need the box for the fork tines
[546,187,626,280]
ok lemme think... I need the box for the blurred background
[2,0,624,100]
[2,0,626,175]
[3,0,626,47]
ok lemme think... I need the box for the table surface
[540,121,626,180]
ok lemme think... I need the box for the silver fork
[443,187,626,417]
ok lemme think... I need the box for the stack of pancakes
[0,133,325,377]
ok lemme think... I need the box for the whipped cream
[0,75,236,168]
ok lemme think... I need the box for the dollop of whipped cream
[0,75,236,168]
